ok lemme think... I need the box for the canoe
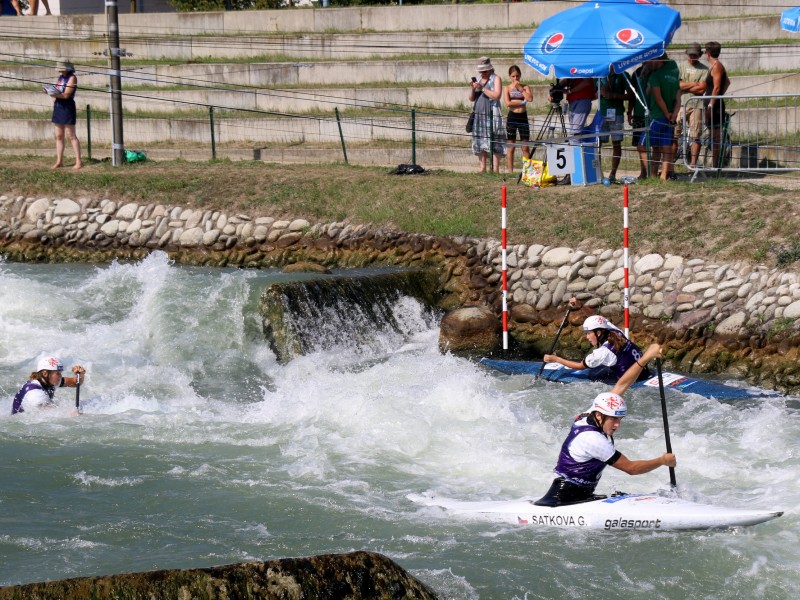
[479,358,779,400]
[408,492,783,531]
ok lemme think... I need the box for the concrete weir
[260,269,442,363]
[0,551,438,600]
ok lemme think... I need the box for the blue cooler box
[571,144,602,186]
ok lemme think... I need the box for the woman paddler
[543,297,650,382]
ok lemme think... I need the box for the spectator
[469,56,505,173]
[47,58,83,170]
[598,68,628,182]
[556,77,596,143]
[1,0,22,15]
[646,53,681,181]
[503,65,532,174]
[703,41,731,170]
[628,64,650,180]
[29,0,52,15]
[675,42,708,170]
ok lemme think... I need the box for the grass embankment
[1,156,799,268]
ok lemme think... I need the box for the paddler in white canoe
[535,343,676,507]
[543,296,651,383]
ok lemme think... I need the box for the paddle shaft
[536,307,572,379]
[75,372,81,409]
[656,359,677,488]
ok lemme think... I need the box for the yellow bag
[520,157,557,187]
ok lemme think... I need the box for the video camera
[549,82,567,105]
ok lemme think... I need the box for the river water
[1,252,797,599]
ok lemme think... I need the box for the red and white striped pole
[501,184,509,350]
[623,183,630,339]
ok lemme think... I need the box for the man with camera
[550,77,596,143]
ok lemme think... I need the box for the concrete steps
[2,1,799,167]
[2,74,799,117]
[0,15,790,63]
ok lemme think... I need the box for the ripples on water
[0,252,797,599]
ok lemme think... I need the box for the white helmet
[36,355,64,372]
[588,392,627,417]
[582,315,611,332]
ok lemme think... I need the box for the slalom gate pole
[501,184,508,351]
[623,183,630,339]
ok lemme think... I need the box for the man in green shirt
[646,53,681,181]
[599,70,628,182]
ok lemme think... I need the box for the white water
[0,252,797,598]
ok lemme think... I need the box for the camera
[549,83,566,105]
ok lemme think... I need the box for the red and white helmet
[36,355,64,372]
[582,315,612,332]
[588,392,627,417]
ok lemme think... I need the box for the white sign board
[546,144,574,176]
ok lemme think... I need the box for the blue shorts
[649,118,674,147]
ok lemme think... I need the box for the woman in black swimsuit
[503,65,532,174]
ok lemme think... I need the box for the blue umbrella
[781,7,800,33]
[523,0,682,78]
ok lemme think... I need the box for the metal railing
[680,93,800,177]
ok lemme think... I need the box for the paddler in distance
[11,355,86,416]
[535,343,677,507]
[544,296,650,382]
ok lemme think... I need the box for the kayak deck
[408,493,783,531]
[479,358,780,400]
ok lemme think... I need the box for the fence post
[209,106,216,160]
[411,108,416,166]
[86,104,92,162]
[335,107,348,164]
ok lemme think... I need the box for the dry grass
[1,155,799,268]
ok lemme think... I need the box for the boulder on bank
[0,551,437,600]
[283,261,332,274]
[438,305,500,354]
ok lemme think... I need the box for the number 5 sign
[545,144,574,176]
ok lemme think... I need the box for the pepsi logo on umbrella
[542,33,564,54]
[616,28,645,48]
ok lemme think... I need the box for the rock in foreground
[0,551,438,600]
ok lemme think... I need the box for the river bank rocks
[2,193,800,392]
[0,551,437,600]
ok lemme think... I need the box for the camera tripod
[531,101,568,159]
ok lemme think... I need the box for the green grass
[0,156,798,268]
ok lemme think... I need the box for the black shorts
[705,98,726,130]
[506,111,530,141]
[631,116,646,147]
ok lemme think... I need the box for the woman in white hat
[11,355,86,415]
[45,59,82,170]
[468,56,506,172]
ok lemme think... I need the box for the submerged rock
[0,551,438,600]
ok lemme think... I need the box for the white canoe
[407,493,783,531]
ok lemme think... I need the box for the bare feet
[73,163,83,170]
[52,163,63,169]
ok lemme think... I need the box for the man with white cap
[535,344,676,507]
[11,355,86,415]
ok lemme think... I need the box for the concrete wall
[5,2,797,38]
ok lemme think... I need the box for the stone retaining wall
[2,193,799,392]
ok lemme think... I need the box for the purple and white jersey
[11,380,55,414]
[584,327,643,379]
[554,416,618,489]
